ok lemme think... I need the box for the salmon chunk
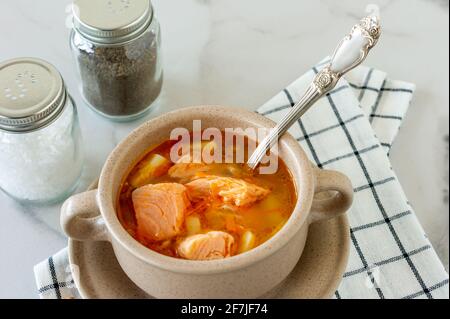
[168,142,218,180]
[178,231,235,260]
[168,162,210,180]
[186,176,270,207]
[132,183,191,242]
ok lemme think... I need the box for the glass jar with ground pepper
[70,0,163,121]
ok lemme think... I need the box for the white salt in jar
[0,58,84,204]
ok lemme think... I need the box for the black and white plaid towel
[34,62,449,299]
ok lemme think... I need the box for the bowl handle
[61,189,110,242]
[309,167,354,224]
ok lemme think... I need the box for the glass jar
[70,0,163,121]
[0,58,84,204]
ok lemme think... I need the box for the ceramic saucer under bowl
[68,181,350,299]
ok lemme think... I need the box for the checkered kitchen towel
[34,62,449,299]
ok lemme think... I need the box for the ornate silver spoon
[247,15,381,170]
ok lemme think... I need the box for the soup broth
[118,134,297,260]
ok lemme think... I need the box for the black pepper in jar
[70,0,163,120]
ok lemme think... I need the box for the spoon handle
[247,15,381,170]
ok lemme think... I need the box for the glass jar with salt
[0,58,84,204]
[70,0,163,121]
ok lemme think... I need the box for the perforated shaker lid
[0,58,67,133]
[72,0,153,44]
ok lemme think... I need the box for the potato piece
[259,194,280,211]
[239,230,256,253]
[185,216,202,235]
[265,211,285,226]
[129,154,171,188]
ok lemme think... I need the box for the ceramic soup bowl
[61,106,353,299]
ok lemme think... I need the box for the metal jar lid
[0,58,67,133]
[72,0,154,44]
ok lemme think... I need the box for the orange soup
[117,135,297,260]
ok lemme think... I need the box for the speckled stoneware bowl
[61,105,353,299]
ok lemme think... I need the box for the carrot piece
[225,215,245,233]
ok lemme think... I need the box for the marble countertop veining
[0,0,448,298]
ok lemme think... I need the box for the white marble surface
[0,0,448,298]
